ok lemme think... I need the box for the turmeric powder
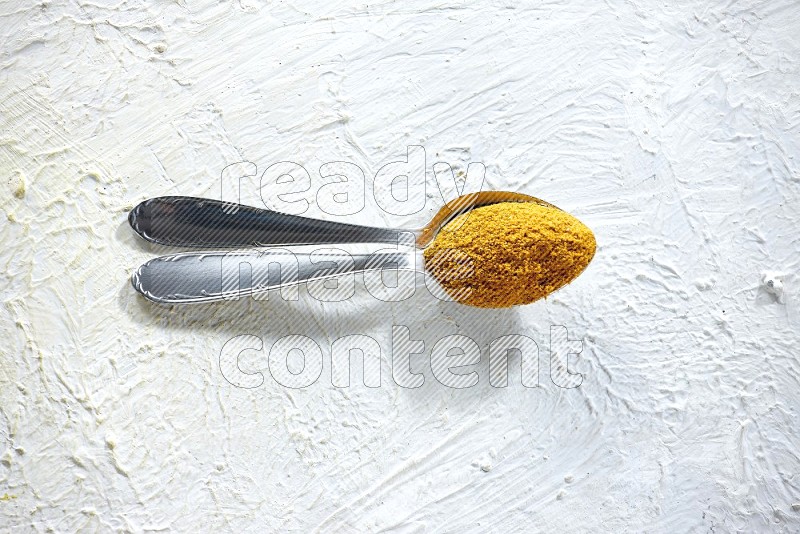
[423,202,596,308]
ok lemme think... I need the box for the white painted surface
[1,1,799,531]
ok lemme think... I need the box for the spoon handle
[129,196,405,248]
[132,249,417,304]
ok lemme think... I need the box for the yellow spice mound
[423,202,596,308]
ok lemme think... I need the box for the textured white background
[1,0,799,531]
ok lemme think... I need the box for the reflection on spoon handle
[129,196,404,248]
[132,249,417,304]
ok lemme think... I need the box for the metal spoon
[129,192,561,304]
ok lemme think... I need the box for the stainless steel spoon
[130,191,561,304]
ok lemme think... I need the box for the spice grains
[423,202,596,308]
